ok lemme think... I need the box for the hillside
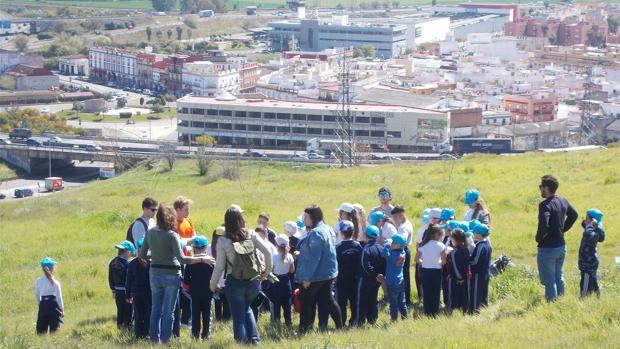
[1,147,619,348]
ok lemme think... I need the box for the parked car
[307,152,325,159]
[289,154,308,160]
[26,138,43,147]
[85,144,102,151]
[9,128,32,139]
[126,119,135,125]
[14,188,34,198]
[0,138,11,145]
[0,193,6,199]
[243,151,266,158]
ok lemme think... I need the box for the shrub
[119,112,132,118]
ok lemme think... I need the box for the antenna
[334,48,355,167]
[581,66,596,145]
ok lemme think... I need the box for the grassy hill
[1,146,620,348]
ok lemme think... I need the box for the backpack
[230,238,263,281]
[126,217,148,244]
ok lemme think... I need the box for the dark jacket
[109,256,129,293]
[578,221,605,272]
[449,247,470,281]
[470,240,492,276]
[125,258,150,298]
[536,195,578,248]
[183,254,214,296]
[360,240,386,280]
[336,240,363,284]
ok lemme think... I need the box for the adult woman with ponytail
[334,203,362,243]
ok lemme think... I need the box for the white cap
[229,204,244,213]
[276,234,289,247]
[353,203,365,213]
[284,221,298,234]
[338,203,355,213]
[430,208,442,219]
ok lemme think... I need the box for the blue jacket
[295,221,338,283]
[125,258,150,298]
[449,246,470,281]
[470,239,492,275]
[336,240,363,284]
[183,254,214,296]
[383,243,405,286]
[360,240,386,280]
[578,221,605,272]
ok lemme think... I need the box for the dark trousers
[415,264,423,302]
[442,272,450,309]
[404,246,412,305]
[132,293,151,338]
[357,277,380,325]
[214,292,231,321]
[115,292,133,329]
[336,278,359,326]
[580,270,600,297]
[191,291,214,339]
[36,297,62,335]
[448,277,469,313]
[180,291,191,325]
[421,268,442,316]
[270,275,292,327]
[469,272,489,313]
[298,278,343,334]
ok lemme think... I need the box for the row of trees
[146,26,193,42]
[152,0,225,12]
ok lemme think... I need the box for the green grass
[1,146,620,348]
[0,161,20,181]
[55,108,175,123]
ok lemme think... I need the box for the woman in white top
[35,257,64,334]
[415,224,447,317]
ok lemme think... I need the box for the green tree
[152,0,176,12]
[176,26,183,40]
[146,26,153,41]
[155,30,163,41]
[359,44,376,58]
[14,35,29,53]
[194,134,216,176]
[140,97,145,106]
[608,17,620,35]
[166,28,173,41]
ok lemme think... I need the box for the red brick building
[504,17,608,46]
[503,92,556,123]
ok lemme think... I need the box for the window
[356,116,370,123]
[277,113,291,120]
[371,117,385,124]
[234,124,246,130]
[293,127,306,134]
[219,110,232,116]
[193,121,205,128]
[355,130,370,137]
[181,108,189,114]
[371,130,385,138]
[207,109,218,115]
[219,123,232,130]
[387,131,401,138]
[206,122,218,129]
[191,108,204,115]
[249,111,261,118]
[323,115,337,122]
[308,128,321,134]
[263,112,276,119]
[293,114,306,120]
[248,124,261,131]
[308,114,322,121]
[235,111,247,117]
[263,126,276,132]
[323,128,335,135]
[277,126,291,133]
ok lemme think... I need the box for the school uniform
[34,276,64,334]
[418,240,445,316]
[357,240,386,325]
[183,253,214,339]
[578,222,605,297]
[448,247,470,313]
[125,257,151,338]
[383,244,408,320]
[270,252,295,327]
[441,235,453,309]
[469,239,492,312]
[398,220,414,306]
[109,255,132,329]
[336,239,363,326]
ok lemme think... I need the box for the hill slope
[1,147,619,348]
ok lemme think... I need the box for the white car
[307,153,325,159]
[0,138,11,145]
[48,136,63,143]
[85,144,102,151]
[40,107,51,114]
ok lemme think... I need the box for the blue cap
[457,222,473,238]
[365,225,380,239]
[40,257,56,269]
[338,220,355,233]
[421,215,429,225]
[473,223,490,236]
[446,220,459,230]
[465,189,480,205]
[193,235,209,249]
[422,208,431,216]
[136,238,144,249]
[391,233,407,246]
[586,208,603,224]
[115,240,136,254]
[296,219,305,229]
[369,211,385,226]
[469,219,481,231]
[440,208,455,221]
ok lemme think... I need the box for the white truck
[44,177,63,191]
[306,138,349,156]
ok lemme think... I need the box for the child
[109,240,135,329]
[126,237,151,339]
[183,235,214,339]
[448,229,471,313]
[378,233,408,321]
[579,209,606,297]
[458,222,476,254]
[414,209,431,303]
[283,221,301,255]
[469,223,492,313]
[335,220,363,326]
[441,220,459,309]
[35,257,64,334]
[271,234,295,327]
[440,208,456,223]
[358,225,386,325]
[415,224,446,317]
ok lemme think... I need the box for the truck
[246,6,257,15]
[44,177,63,191]
[199,9,214,17]
[99,167,115,179]
[306,138,349,155]
[9,128,32,139]
[451,138,512,155]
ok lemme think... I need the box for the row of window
[180,108,386,124]
[179,121,396,137]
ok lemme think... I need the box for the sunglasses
[150,208,158,212]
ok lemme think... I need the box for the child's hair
[341,226,354,240]
[451,229,468,250]
[382,216,397,227]
[43,266,57,286]
[420,224,442,247]
[277,244,289,262]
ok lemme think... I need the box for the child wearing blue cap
[447,229,471,313]
[35,257,64,334]
[441,220,459,309]
[377,233,409,321]
[126,238,151,339]
[579,209,606,298]
[358,225,386,325]
[469,223,492,313]
[335,220,363,326]
[109,240,135,329]
[183,235,214,339]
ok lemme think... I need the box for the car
[385,156,402,161]
[14,188,34,198]
[439,154,458,160]
[40,107,51,114]
[307,153,325,159]
[47,136,63,143]
[243,151,266,158]
[0,138,11,145]
[85,144,102,151]
[26,138,43,147]
[0,193,5,199]
[143,89,151,95]
[9,128,32,139]
[126,119,135,125]
[289,154,308,160]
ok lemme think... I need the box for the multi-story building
[166,54,203,97]
[268,18,407,58]
[89,46,137,86]
[504,17,608,46]
[0,49,43,74]
[152,59,170,93]
[3,64,59,91]
[58,55,89,76]
[176,93,449,151]
[136,53,157,90]
[182,61,240,96]
[503,91,557,123]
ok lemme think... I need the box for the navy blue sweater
[470,240,492,276]
[536,195,578,248]
[109,256,129,293]
[360,240,386,280]
[578,221,605,272]
[125,258,150,297]
[183,255,214,296]
[336,240,363,283]
[449,247,470,281]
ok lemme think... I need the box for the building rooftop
[355,87,441,109]
[5,64,53,77]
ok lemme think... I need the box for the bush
[147,115,161,120]
[119,112,132,118]
[37,33,54,40]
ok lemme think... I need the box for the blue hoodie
[383,243,405,286]
[295,221,338,283]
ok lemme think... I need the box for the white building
[360,16,451,50]
[466,34,526,62]
[182,61,239,97]
[177,92,449,151]
[58,55,89,76]
[88,46,137,86]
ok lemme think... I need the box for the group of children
[34,187,607,337]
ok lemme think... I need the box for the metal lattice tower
[334,48,355,167]
[581,66,596,145]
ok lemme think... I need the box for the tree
[140,97,145,106]
[608,17,620,35]
[371,0,380,9]
[176,26,183,40]
[0,75,16,90]
[117,97,127,109]
[392,0,400,8]
[151,103,165,114]
[166,28,173,41]
[14,35,29,53]
[146,26,153,41]
[155,30,163,41]
[359,44,376,58]
[186,28,192,40]
[183,16,198,29]
[152,0,177,12]
[194,134,216,176]
[541,24,549,46]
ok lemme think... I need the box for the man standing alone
[536,175,578,301]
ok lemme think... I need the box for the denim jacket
[295,221,338,283]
